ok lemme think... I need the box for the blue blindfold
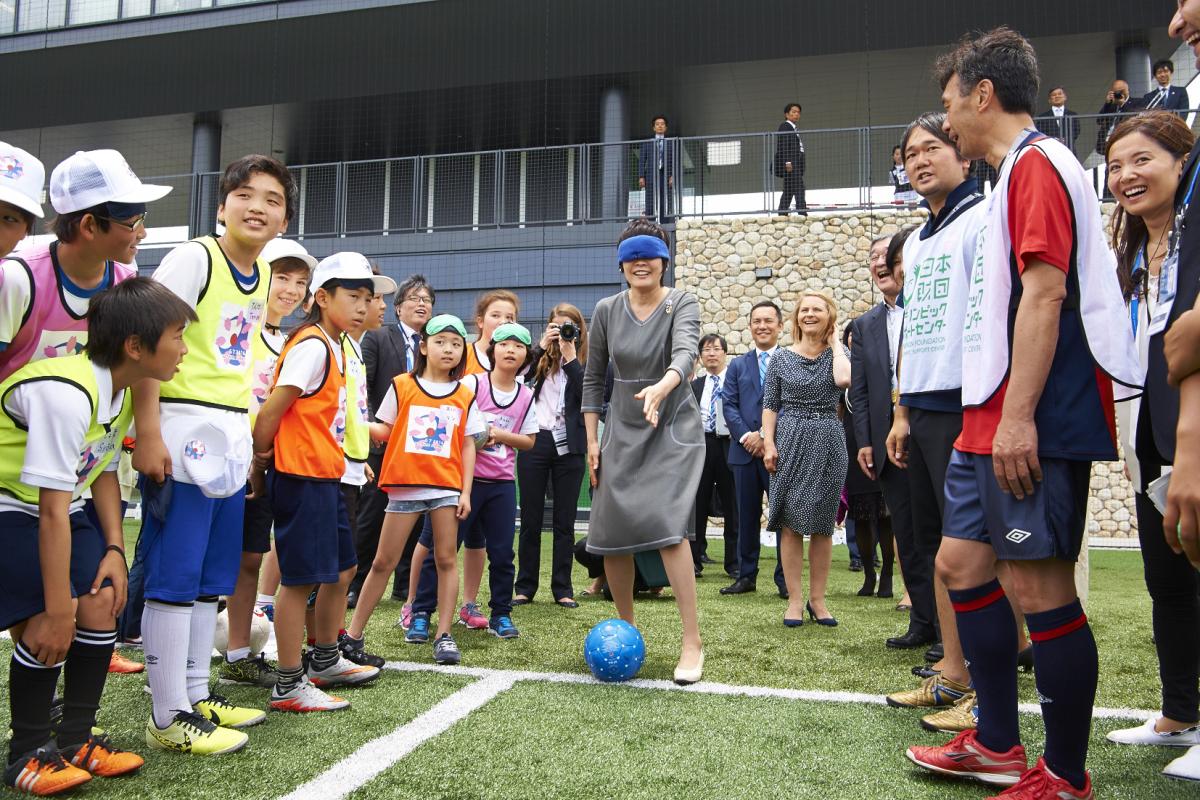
[617,234,670,265]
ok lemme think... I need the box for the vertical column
[190,112,222,238]
[599,86,628,220]
[1116,40,1151,97]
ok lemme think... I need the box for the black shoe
[777,587,790,600]
[925,642,944,663]
[346,590,359,609]
[805,601,838,627]
[699,554,715,565]
[719,577,756,595]
[389,593,406,602]
[511,596,532,606]
[876,573,894,599]
[886,630,937,650]
[911,664,941,679]
[724,566,738,578]
[857,572,876,597]
[694,565,703,578]
[849,558,864,573]
[1017,645,1034,673]
[338,632,384,668]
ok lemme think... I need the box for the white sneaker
[270,678,350,713]
[1106,715,1200,747]
[1164,744,1200,782]
[307,654,380,687]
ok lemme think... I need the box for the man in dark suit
[774,102,807,216]
[1095,79,1147,155]
[692,333,738,578]
[1144,59,1189,115]
[348,274,435,607]
[720,302,787,596]
[848,235,936,650]
[639,115,675,223]
[1034,86,1081,155]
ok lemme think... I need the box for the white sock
[226,646,250,663]
[186,599,220,706]
[143,600,193,728]
[255,593,274,606]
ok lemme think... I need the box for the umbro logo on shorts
[1005,529,1032,544]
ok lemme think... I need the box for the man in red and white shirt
[903,28,1139,800]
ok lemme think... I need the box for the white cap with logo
[0,142,46,218]
[260,237,318,271]
[49,149,172,214]
[311,252,398,296]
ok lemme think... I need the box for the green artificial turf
[0,521,1164,799]
[352,682,1182,800]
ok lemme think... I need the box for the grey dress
[764,346,849,536]
[582,289,705,555]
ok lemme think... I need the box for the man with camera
[1095,79,1146,156]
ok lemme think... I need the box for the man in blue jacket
[720,301,787,596]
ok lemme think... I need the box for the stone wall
[674,213,1136,538]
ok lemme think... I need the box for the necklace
[264,322,282,334]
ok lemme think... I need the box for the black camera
[1114,91,1127,101]
[558,321,579,342]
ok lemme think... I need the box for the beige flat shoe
[673,650,705,685]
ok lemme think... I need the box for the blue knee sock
[1026,599,1095,791]
[949,579,1020,754]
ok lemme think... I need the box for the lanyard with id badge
[1147,158,1200,336]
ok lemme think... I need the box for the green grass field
[0,525,1187,799]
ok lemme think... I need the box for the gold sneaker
[885,674,971,709]
[920,691,978,732]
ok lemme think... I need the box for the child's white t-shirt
[376,377,486,502]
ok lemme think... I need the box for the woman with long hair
[513,303,588,607]
[1102,111,1200,766]
[582,218,705,683]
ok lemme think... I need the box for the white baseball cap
[0,142,45,218]
[260,237,318,271]
[311,252,398,296]
[49,149,171,214]
[177,420,251,500]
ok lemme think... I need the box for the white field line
[382,660,1156,722]
[278,673,515,800]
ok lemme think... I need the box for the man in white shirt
[1035,86,1080,155]
[691,334,738,579]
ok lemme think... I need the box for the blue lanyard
[1130,248,1145,334]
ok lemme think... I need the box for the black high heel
[806,601,838,627]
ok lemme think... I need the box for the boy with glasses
[0,149,170,382]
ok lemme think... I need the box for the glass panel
[18,0,67,31]
[121,0,152,19]
[67,0,119,26]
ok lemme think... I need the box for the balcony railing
[1,0,270,35]
[55,108,1200,244]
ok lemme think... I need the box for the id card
[1148,251,1180,336]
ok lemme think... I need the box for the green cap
[491,322,532,346]
[425,314,468,339]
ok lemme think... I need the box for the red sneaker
[986,759,1093,800]
[107,652,144,674]
[906,729,1028,786]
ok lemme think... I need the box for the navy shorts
[416,508,485,549]
[269,472,357,586]
[242,489,273,554]
[142,481,244,602]
[942,450,1091,561]
[0,510,105,630]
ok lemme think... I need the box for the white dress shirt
[884,299,903,390]
[700,367,730,436]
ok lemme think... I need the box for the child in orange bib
[345,314,485,666]
[251,252,392,713]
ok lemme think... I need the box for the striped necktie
[758,351,770,385]
[707,374,719,433]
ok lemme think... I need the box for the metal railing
[122,108,1200,239]
[1,0,269,35]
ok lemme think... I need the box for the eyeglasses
[402,294,433,305]
[99,212,149,232]
[700,346,725,354]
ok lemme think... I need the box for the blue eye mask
[617,234,670,265]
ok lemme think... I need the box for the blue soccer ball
[584,619,645,682]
